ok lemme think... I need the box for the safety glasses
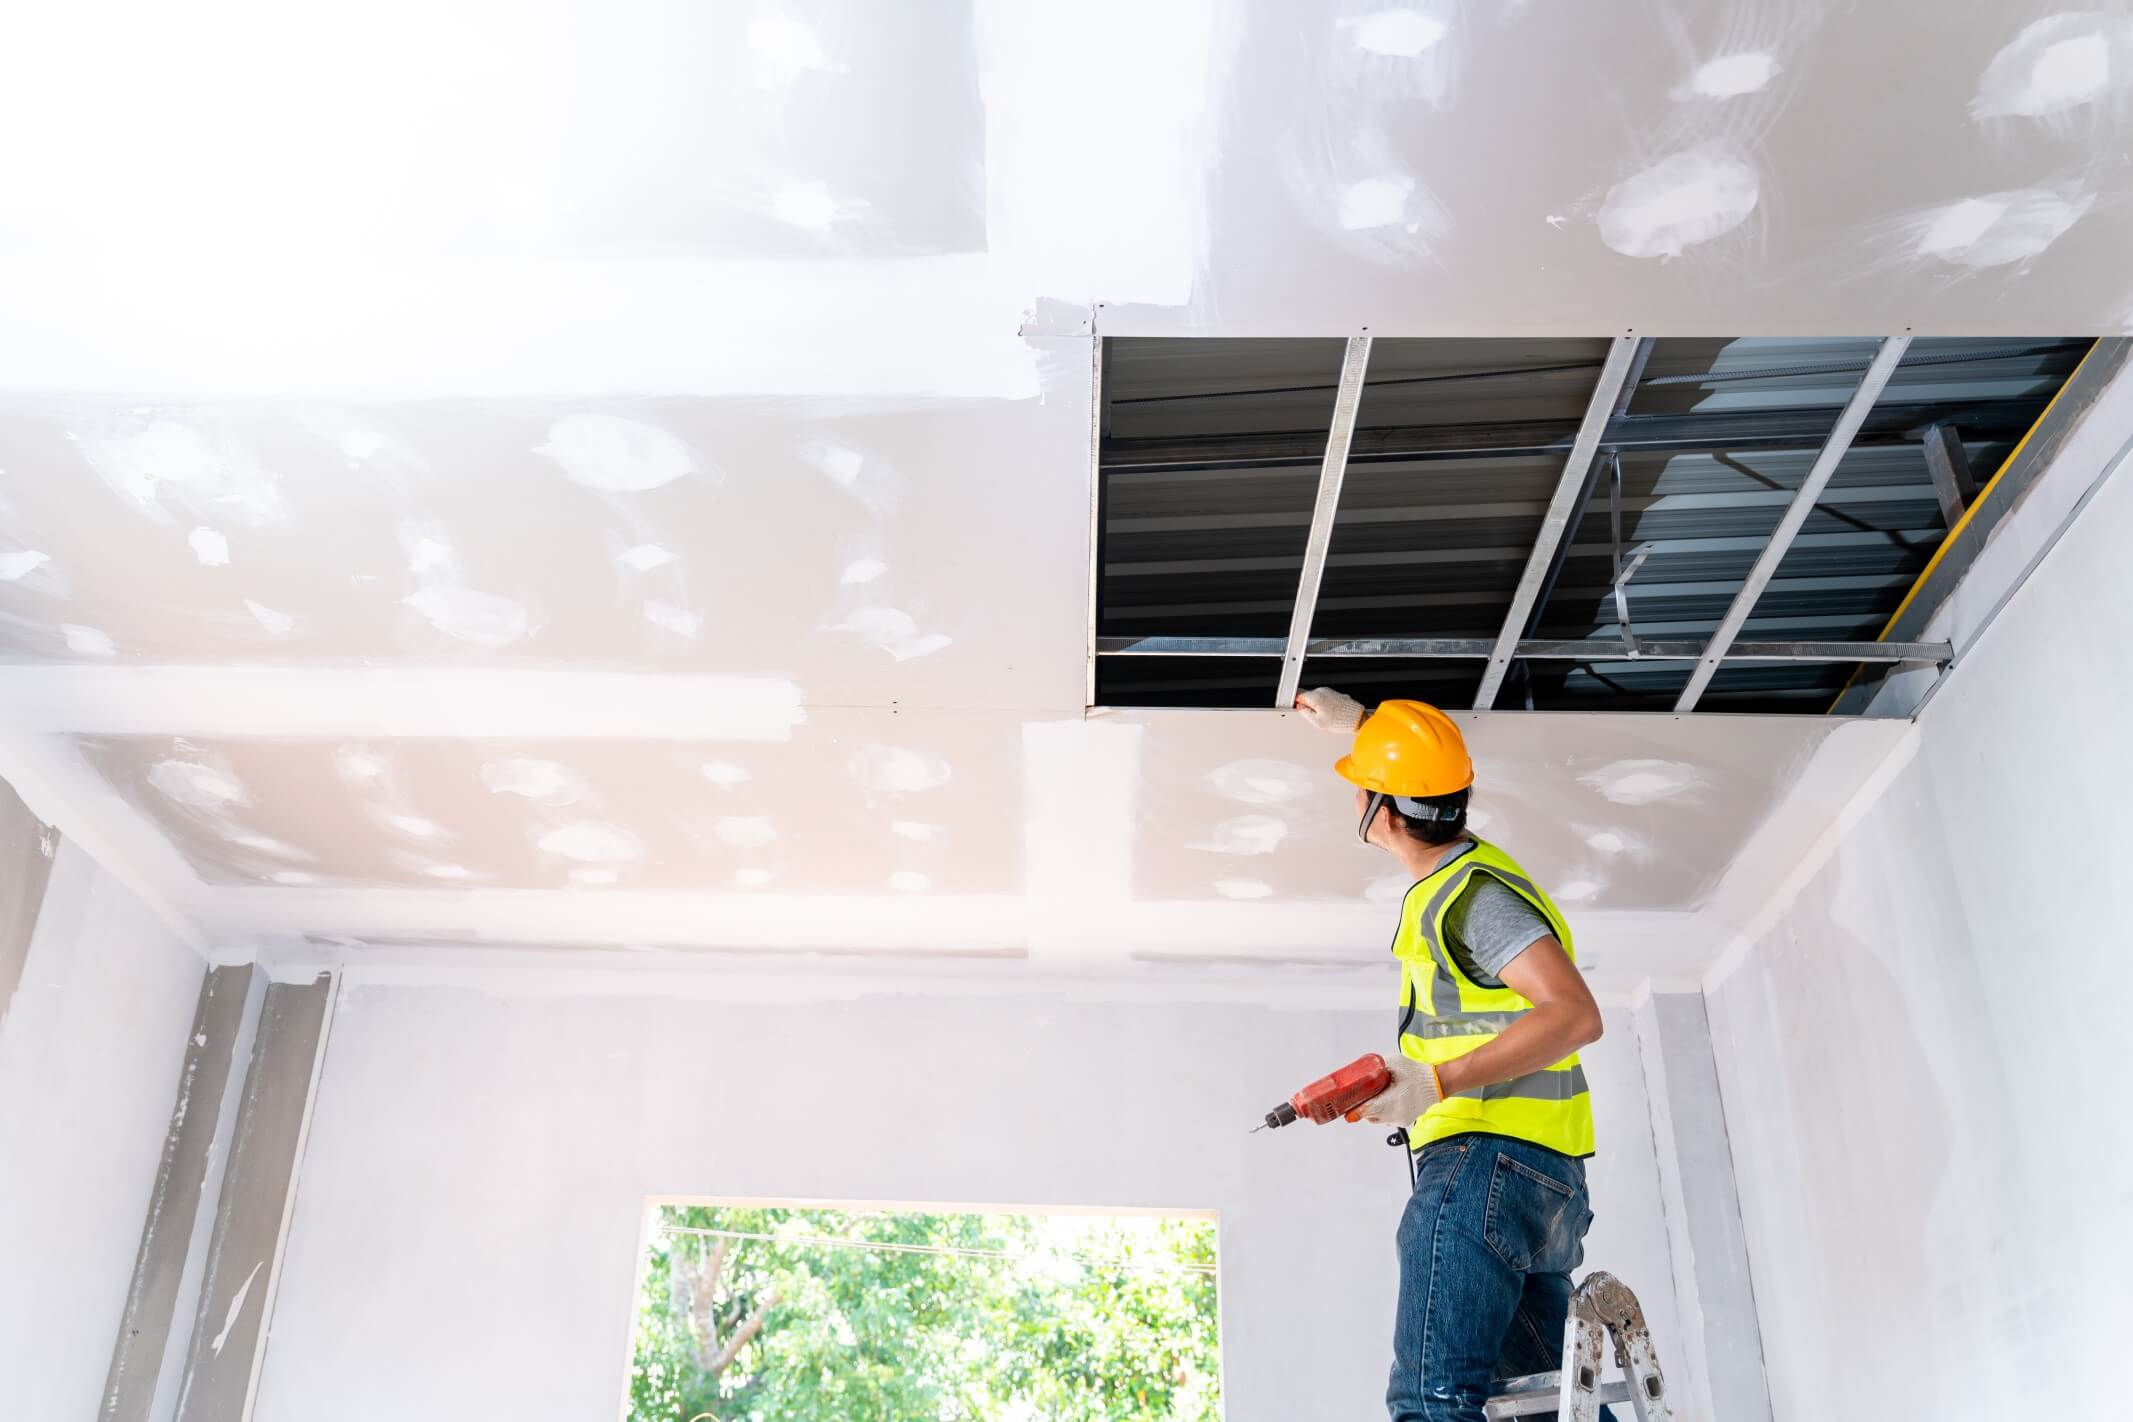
[1357,791,1389,844]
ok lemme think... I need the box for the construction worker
[1294,689,1608,1422]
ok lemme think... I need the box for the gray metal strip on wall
[172,972,337,1422]
[100,964,257,1422]
[0,775,59,1027]
[1636,991,1771,1422]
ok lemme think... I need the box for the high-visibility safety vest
[1391,839,1595,1158]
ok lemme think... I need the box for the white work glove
[1346,1055,1444,1126]
[1293,687,1366,734]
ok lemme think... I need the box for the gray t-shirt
[1434,841,1554,987]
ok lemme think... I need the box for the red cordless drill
[1252,1053,1393,1132]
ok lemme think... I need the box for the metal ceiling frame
[1100,635,1950,664]
[1673,335,1912,711]
[1476,335,1644,708]
[1273,335,1371,709]
[1090,332,2073,716]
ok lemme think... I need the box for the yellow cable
[1828,339,2099,711]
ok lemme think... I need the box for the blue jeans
[1388,1133,1600,1422]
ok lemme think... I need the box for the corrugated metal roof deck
[1096,336,2090,712]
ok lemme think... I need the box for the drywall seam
[0,255,1042,400]
[1022,720,1142,962]
[0,668,808,740]
[975,0,1218,308]
[1700,725,1922,993]
[242,945,1669,1013]
[0,725,208,952]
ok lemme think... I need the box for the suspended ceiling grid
[1096,337,2089,712]
[0,1,2125,977]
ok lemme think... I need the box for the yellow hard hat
[1335,699,1473,798]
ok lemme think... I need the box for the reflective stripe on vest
[1390,840,1595,1158]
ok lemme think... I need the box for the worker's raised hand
[1293,687,1366,734]
[1345,1055,1444,1126]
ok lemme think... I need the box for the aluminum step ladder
[1483,1272,1673,1421]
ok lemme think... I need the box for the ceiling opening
[1093,335,2092,714]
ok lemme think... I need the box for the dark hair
[1388,787,1470,845]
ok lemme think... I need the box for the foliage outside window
[626,1202,1221,1422]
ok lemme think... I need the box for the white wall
[1706,460,2133,1421]
[255,985,1676,1421]
[0,840,204,1422]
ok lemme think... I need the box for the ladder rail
[1485,1272,1674,1422]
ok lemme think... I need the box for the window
[625,1200,1221,1421]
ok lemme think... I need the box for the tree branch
[710,1294,781,1377]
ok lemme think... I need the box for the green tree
[626,1206,1220,1421]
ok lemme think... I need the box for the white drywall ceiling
[0,0,2103,984]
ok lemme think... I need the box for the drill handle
[1290,1052,1394,1125]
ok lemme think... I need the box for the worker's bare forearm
[1432,1001,1602,1097]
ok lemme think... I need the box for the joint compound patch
[73,420,288,527]
[62,623,116,656]
[188,526,230,566]
[401,584,531,648]
[150,756,250,809]
[617,543,677,573]
[0,549,50,581]
[714,816,778,849]
[1214,877,1273,900]
[643,600,704,638]
[1597,143,1760,260]
[244,599,295,635]
[536,414,701,493]
[827,605,952,661]
[1973,15,2133,123]
[1909,187,2094,269]
[750,14,841,84]
[1189,814,1289,856]
[849,744,952,794]
[480,759,586,807]
[1208,758,1315,805]
[1673,51,1781,100]
[700,761,751,789]
[537,822,644,863]
[1365,873,1414,906]
[1578,759,1708,806]
[1342,9,1447,57]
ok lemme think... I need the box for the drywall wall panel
[1706,457,2133,1418]
[255,988,1678,1422]
[0,842,204,1422]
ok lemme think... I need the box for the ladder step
[1485,1376,1632,1418]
